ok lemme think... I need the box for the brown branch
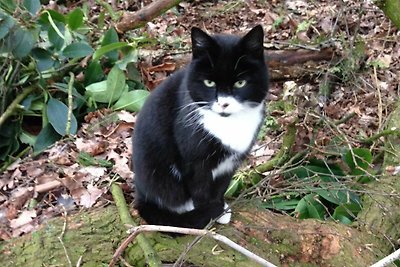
[116,0,183,33]
[110,225,277,267]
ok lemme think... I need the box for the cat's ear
[191,27,216,58]
[240,25,264,58]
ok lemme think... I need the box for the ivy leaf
[47,98,77,136]
[62,42,94,58]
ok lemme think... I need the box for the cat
[132,25,269,229]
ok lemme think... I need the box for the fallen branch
[371,247,400,267]
[110,183,162,267]
[360,128,400,145]
[116,0,183,33]
[0,86,35,128]
[110,225,276,267]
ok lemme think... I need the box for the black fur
[132,25,268,228]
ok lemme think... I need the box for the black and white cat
[132,25,268,229]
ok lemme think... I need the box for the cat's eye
[203,80,216,87]
[234,80,247,88]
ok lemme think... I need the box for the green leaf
[113,90,149,112]
[295,194,325,220]
[100,28,119,60]
[19,131,36,146]
[225,178,242,197]
[106,65,126,105]
[84,61,104,85]
[0,12,15,40]
[117,49,139,71]
[62,42,94,58]
[343,148,372,175]
[85,80,109,103]
[31,48,55,71]
[23,0,41,15]
[0,123,20,160]
[68,8,84,30]
[77,152,113,168]
[332,203,361,225]
[0,0,17,13]
[263,197,300,211]
[34,124,61,153]
[11,27,36,58]
[93,42,129,61]
[48,21,65,50]
[47,98,78,136]
[127,63,146,81]
[41,9,66,23]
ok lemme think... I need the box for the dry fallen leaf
[9,210,37,229]
[79,184,104,208]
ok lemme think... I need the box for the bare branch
[110,225,277,267]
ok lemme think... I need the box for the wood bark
[116,0,183,33]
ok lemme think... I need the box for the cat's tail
[136,200,225,229]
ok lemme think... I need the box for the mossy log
[1,95,400,267]
[375,0,400,29]
[0,202,389,267]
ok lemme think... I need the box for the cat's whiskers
[178,101,208,111]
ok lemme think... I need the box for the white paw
[216,203,232,224]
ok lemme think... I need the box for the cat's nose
[219,102,229,109]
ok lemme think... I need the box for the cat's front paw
[216,203,232,224]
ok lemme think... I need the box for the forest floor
[0,0,399,244]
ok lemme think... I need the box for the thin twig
[373,66,383,131]
[110,183,162,267]
[370,248,400,267]
[66,72,74,136]
[76,256,83,267]
[110,225,277,267]
[334,112,357,125]
[58,207,72,267]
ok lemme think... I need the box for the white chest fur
[199,102,264,153]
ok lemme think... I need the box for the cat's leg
[216,202,232,224]
[212,173,233,224]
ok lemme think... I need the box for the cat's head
[186,25,268,117]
